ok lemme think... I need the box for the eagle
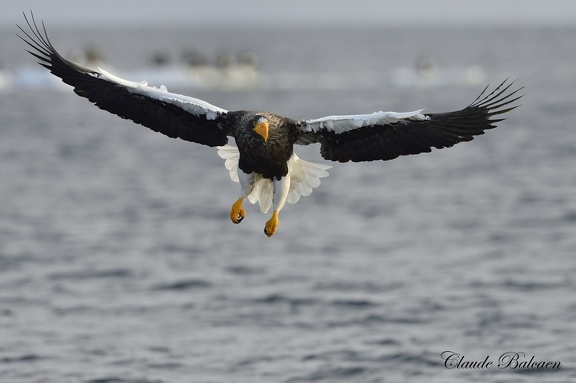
[18,13,523,237]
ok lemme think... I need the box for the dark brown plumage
[227,111,299,180]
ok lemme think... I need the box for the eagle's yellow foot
[264,211,279,237]
[230,198,245,224]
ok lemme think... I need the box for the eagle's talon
[264,211,279,237]
[230,198,245,224]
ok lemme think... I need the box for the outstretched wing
[17,12,230,147]
[296,80,523,162]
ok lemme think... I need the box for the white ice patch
[217,145,331,213]
[304,109,429,134]
[97,67,228,119]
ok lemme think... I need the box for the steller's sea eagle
[17,13,523,237]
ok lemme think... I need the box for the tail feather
[217,145,330,212]
[286,154,330,204]
[248,175,274,213]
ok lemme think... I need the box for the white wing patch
[97,68,228,119]
[304,110,429,134]
[217,145,331,213]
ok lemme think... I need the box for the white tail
[217,145,331,213]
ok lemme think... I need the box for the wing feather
[296,79,523,162]
[17,12,230,147]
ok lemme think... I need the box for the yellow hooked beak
[253,119,269,142]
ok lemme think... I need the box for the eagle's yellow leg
[264,210,279,237]
[230,198,245,224]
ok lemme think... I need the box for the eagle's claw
[230,198,245,224]
[264,211,279,237]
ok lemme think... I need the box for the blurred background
[1,1,575,382]
[2,0,576,28]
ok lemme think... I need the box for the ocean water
[1,25,576,383]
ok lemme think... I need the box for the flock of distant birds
[2,47,262,92]
[1,46,487,92]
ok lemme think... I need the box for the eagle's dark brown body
[228,111,300,180]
